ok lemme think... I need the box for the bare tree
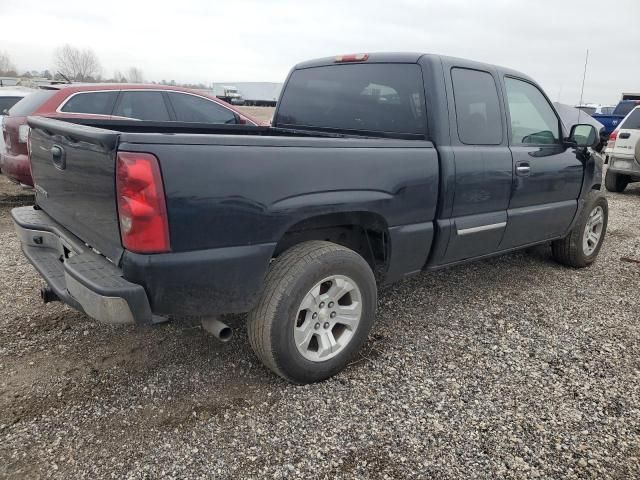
[127,67,144,83]
[0,51,17,76]
[54,44,101,81]
[113,70,127,83]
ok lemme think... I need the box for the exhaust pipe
[201,317,233,342]
[40,287,60,304]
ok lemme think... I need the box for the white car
[604,105,640,192]
[0,88,34,164]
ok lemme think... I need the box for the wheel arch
[272,211,391,280]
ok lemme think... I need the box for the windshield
[577,106,596,116]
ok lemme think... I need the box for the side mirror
[568,124,599,148]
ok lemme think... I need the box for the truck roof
[293,52,535,83]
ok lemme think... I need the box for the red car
[0,84,262,186]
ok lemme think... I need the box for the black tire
[247,241,377,384]
[551,191,608,268]
[604,170,629,192]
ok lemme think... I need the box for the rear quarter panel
[118,135,439,252]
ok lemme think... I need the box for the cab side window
[167,93,237,124]
[60,91,118,115]
[505,78,560,145]
[451,68,503,145]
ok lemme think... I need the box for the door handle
[619,132,630,139]
[515,161,530,176]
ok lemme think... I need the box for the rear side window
[60,91,118,115]
[621,108,640,130]
[614,101,639,117]
[276,63,426,136]
[0,96,23,113]
[451,68,502,145]
[167,93,237,123]
[113,91,170,121]
[8,90,55,116]
[505,77,560,145]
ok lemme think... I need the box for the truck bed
[27,116,440,317]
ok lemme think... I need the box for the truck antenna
[577,49,589,123]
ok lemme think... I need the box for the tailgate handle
[51,145,66,170]
[619,132,631,139]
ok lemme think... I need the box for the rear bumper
[12,206,153,324]
[608,155,640,178]
[1,152,33,186]
[12,205,276,322]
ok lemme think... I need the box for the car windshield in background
[8,90,55,116]
[276,63,426,136]
[577,106,596,116]
[613,101,639,117]
[0,96,24,113]
[621,108,640,130]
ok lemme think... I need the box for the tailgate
[613,128,640,159]
[28,117,123,261]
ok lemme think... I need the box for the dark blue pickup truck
[13,53,607,383]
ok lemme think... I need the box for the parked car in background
[0,88,34,176]
[592,99,640,140]
[13,53,606,384]
[604,105,640,192]
[0,83,261,186]
[0,88,33,114]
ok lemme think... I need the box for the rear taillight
[116,152,170,253]
[608,130,618,142]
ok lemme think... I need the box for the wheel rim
[583,205,604,256]
[294,275,362,362]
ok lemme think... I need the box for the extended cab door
[436,64,513,264]
[499,77,583,249]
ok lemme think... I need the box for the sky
[1,0,638,105]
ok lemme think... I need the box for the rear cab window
[59,91,118,115]
[275,63,426,137]
[8,90,56,116]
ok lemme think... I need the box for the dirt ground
[0,171,639,479]
[238,106,275,124]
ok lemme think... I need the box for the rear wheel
[604,170,629,192]
[552,191,608,268]
[247,241,377,384]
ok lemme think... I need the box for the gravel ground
[0,173,639,479]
